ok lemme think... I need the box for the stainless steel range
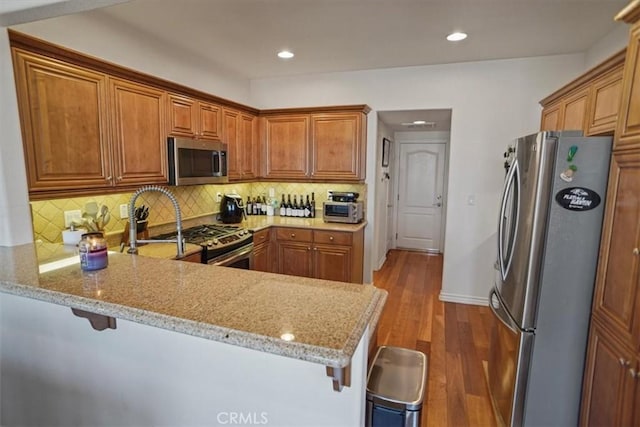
[154,224,253,268]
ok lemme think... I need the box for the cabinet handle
[106,176,112,181]
[329,236,334,241]
[620,358,630,366]
[633,248,639,256]
[307,247,311,251]
[313,247,317,251]
[117,176,123,181]
[630,368,637,378]
[290,233,295,238]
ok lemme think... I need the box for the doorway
[375,109,451,263]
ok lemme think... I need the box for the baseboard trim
[375,254,387,271]
[439,292,488,306]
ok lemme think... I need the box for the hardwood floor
[373,249,497,427]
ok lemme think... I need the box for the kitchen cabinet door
[224,108,241,180]
[587,65,624,135]
[580,321,635,426]
[561,88,590,131]
[198,101,222,140]
[310,113,365,180]
[278,241,313,278]
[592,151,640,351]
[110,78,168,186]
[262,115,309,179]
[621,360,640,427]
[617,23,640,150]
[252,229,274,272]
[540,103,561,131]
[168,94,197,138]
[240,113,259,180]
[12,49,112,193]
[169,95,222,141]
[313,244,352,282]
[225,109,258,181]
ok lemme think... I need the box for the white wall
[250,54,585,302]
[373,119,393,270]
[12,10,251,104]
[584,24,629,70]
[0,27,32,247]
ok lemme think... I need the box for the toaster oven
[323,201,364,223]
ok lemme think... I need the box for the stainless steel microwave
[323,201,364,223]
[168,137,228,186]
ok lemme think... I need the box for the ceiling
[379,109,452,132]
[2,0,629,130]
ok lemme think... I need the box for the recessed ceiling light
[277,50,294,59]
[413,120,427,125]
[446,32,467,42]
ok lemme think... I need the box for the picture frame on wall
[382,138,391,167]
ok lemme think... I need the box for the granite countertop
[0,242,386,368]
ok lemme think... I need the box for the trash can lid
[366,346,428,411]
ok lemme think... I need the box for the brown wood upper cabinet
[311,113,365,180]
[262,115,310,180]
[224,108,259,181]
[12,49,112,193]
[12,49,167,194]
[540,51,625,136]
[617,23,640,150]
[261,106,369,181]
[110,78,168,186]
[168,94,222,141]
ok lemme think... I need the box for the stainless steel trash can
[366,346,428,427]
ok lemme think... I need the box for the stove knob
[206,240,213,247]
[212,238,219,245]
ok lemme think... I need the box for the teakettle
[219,194,245,224]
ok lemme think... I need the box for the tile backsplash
[31,182,366,244]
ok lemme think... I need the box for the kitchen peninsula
[0,242,386,426]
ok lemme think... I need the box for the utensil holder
[120,220,149,246]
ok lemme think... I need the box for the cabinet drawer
[313,230,352,245]
[253,228,271,244]
[276,227,313,242]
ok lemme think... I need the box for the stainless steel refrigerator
[487,131,612,427]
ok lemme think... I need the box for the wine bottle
[299,194,305,217]
[286,194,293,217]
[305,195,312,218]
[261,195,267,215]
[292,195,298,216]
[310,192,316,218]
[253,197,259,215]
[246,196,252,216]
[280,194,286,216]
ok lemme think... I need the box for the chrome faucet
[127,185,184,258]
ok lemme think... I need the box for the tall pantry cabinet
[580,1,640,425]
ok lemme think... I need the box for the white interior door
[396,143,445,252]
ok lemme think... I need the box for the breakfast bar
[0,243,386,426]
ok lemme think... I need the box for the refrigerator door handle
[489,288,520,333]
[498,160,518,281]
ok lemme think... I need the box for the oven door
[207,243,253,269]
